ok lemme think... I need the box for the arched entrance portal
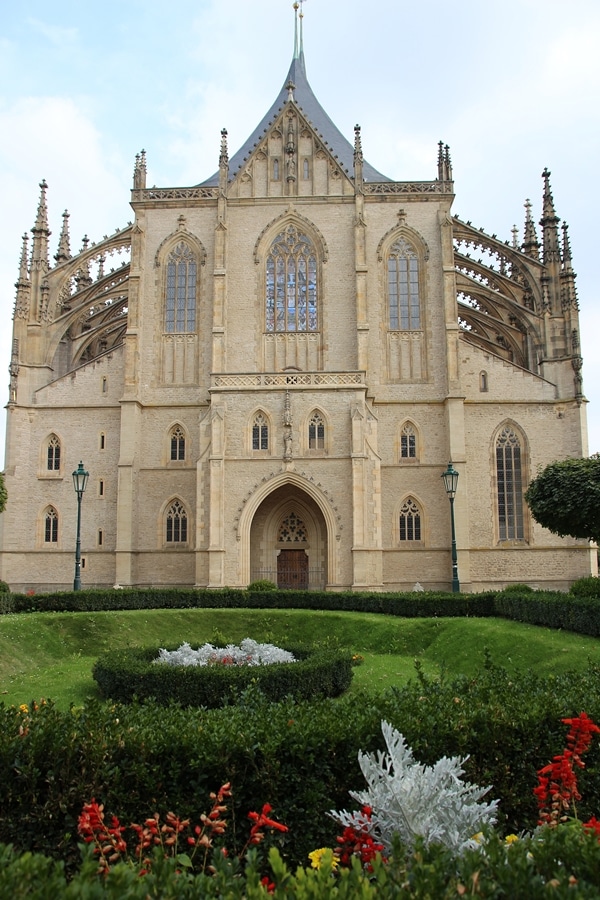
[249,485,327,590]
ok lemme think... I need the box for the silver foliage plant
[331,721,499,855]
[154,638,296,667]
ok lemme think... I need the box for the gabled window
[165,242,197,333]
[308,412,325,450]
[400,423,417,460]
[388,237,420,330]
[252,413,269,451]
[170,426,185,461]
[47,435,61,471]
[166,500,188,543]
[44,506,58,543]
[399,497,421,542]
[496,426,524,540]
[266,225,317,333]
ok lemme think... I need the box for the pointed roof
[200,50,391,186]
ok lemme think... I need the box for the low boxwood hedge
[92,643,353,707]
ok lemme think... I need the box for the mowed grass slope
[1,607,599,709]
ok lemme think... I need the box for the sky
[0,0,599,466]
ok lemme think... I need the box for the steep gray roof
[199,51,391,186]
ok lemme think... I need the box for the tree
[524,455,600,544]
[0,472,6,514]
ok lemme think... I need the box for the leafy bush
[246,579,277,592]
[2,662,600,868]
[501,583,534,593]
[569,576,600,598]
[92,643,353,707]
[0,580,10,594]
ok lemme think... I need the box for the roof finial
[31,179,51,271]
[522,199,540,260]
[55,210,71,264]
[540,168,561,264]
[293,2,299,59]
[299,0,305,56]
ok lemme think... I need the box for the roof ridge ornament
[293,1,306,60]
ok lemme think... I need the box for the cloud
[26,17,79,46]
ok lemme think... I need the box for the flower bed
[154,639,297,667]
[92,641,353,708]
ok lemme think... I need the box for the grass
[1,608,599,709]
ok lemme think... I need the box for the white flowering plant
[154,638,297,668]
[331,720,499,856]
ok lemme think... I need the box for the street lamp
[441,461,460,593]
[72,460,89,591]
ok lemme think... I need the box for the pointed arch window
[170,426,185,461]
[400,423,417,460]
[252,413,269,451]
[44,506,58,543]
[47,435,61,471]
[399,497,421,542]
[496,426,524,540]
[165,242,197,333]
[308,412,325,450]
[266,225,317,333]
[388,238,420,330]
[165,499,188,543]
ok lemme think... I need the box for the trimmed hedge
[2,662,600,869]
[92,644,353,707]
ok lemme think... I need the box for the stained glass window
[266,225,317,333]
[496,427,524,540]
[399,498,421,541]
[166,500,187,543]
[165,243,197,333]
[388,238,420,330]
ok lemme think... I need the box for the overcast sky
[1,0,599,467]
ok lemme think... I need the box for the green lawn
[1,608,598,709]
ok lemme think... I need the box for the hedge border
[92,643,354,707]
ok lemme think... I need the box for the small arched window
[170,426,185,461]
[273,159,280,180]
[308,412,325,450]
[400,423,417,460]
[166,500,188,543]
[480,371,489,392]
[266,225,317,333]
[496,426,524,540]
[165,242,197,333]
[252,413,269,451]
[399,497,421,542]
[44,506,58,543]
[388,237,420,330]
[47,435,61,471]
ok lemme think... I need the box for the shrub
[246,579,277,592]
[570,576,600,598]
[501,583,534,593]
[0,580,10,594]
[92,643,354,707]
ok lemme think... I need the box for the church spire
[540,168,561,265]
[14,233,31,320]
[30,179,51,272]
[293,1,305,59]
[560,221,578,310]
[54,210,71,264]
[522,199,540,260]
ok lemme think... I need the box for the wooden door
[277,549,308,590]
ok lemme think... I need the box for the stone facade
[0,36,594,593]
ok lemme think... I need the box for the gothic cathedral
[0,14,594,592]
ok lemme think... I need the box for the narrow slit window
[44,507,58,543]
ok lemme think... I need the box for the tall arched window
[44,506,58,543]
[252,413,269,451]
[170,426,185,461]
[496,426,525,540]
[47,435,61,471]
[165,500,188,543]
[266,225,317,333]
[400,423,417,460]
[165,242,197,333]
[308,412,325,450]
[388,238,420,330]
[399,497,421,542]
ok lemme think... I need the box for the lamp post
[441,461,460,593]
[72,461,89,591]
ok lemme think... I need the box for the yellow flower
[308,848,338,870]
[471,832,484,845]
[19,704,28,714]
[505,834,519,844]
